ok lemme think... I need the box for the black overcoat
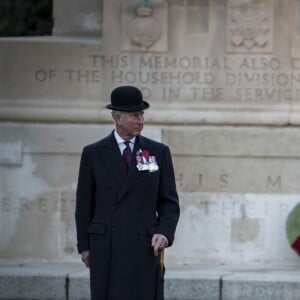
[75,132,180,300]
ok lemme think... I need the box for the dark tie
[123,141,132,171]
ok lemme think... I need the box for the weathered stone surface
[164,268,224,300]
[0,38,102,101]
[68,269,90,300]
[0,126,22,165]
[222,269,300,300]
[0,262,82,300]
[163,126,300,158]
[53,0,103,36]
[166,193,299,266]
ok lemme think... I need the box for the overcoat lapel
[116,135,152,203]
[98,132,127,186]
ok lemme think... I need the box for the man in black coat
[75,86,180,300]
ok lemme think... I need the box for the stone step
[0,262,300,300]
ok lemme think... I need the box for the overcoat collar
[98,131,153,203]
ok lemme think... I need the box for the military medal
[136,149,159,172]
[148,156,159,172]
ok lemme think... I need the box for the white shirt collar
[114,130,136,146]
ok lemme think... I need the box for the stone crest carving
[227,5,273,53]
[127,6,161,51]
[121,1,168,52]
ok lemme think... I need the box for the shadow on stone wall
[0,0,53,36]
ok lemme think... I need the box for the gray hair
[111,110,124,118]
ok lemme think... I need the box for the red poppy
[141,150,149,157]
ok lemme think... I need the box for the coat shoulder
[82,134,111,154]
[139,136,169,151]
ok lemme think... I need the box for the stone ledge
[0,262,83,300]
[222,269,300,300]
[1,263,300,300]
[1,101,300,126]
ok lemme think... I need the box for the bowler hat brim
[106,101,149,111]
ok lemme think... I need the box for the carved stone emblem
[227,5,273,53]
[127,6,161,51]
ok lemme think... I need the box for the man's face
[116,111,145,140]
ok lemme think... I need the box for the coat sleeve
[75,147,96,253]
[156,146,180,247]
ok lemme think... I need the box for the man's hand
[81,250,90,268]
[151,234,168,254]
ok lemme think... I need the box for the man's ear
[114,115,122,125]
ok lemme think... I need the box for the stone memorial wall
[1,0,300,266]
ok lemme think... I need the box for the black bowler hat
[106,86,150,111]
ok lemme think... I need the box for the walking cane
[154,249,164,278]
[154,249,165,300]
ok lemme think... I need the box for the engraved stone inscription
[174,171,283,193]
[1,196,75,213]
[171,153,295,193]
[32,54,300,103]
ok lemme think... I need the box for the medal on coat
[136,149,159,172]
